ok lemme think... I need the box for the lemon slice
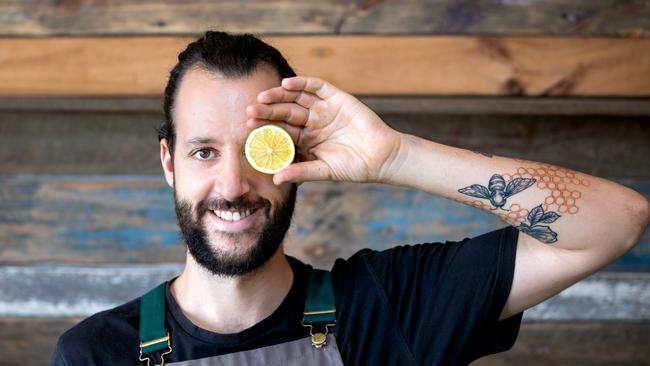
[245,124,295,174]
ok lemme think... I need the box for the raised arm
[246,76,650,320]
[382,135,649,319]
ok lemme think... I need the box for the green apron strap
[302,268,336,348]
[139,282,172,365]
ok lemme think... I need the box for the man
[49,31,649,365]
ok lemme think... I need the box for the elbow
[622,194,650,252]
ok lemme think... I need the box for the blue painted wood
[0,175,648,270]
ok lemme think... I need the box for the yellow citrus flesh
[245,124,295,174]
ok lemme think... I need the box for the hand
[246,76,402,185]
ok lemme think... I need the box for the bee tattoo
[517,204,561,244]
[458,174,536,210]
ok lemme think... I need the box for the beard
[174,185,297,277]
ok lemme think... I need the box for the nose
[217,151,251,201]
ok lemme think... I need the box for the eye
[192,148,217,160]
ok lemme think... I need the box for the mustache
[197,197,270,214]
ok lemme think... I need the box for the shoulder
[329,226,521,365]
[332,225,519,280]
[52,297,140,365]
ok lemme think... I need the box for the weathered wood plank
[2,96,650,116]
[2,110,648,178]
[472,322,650,366]
[1,318,648,366]
[2,265,648,319]
[0,1,649,37]
[363,97,650,117]
[0,264,182,317]
[0,110,163,175]
[522,273,650,321]
[0,0,349,36]
[0,175,648,270]
[342,0,650,37]
[0,317,82,366]
[1,36,650,97]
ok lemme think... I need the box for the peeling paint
[1,265,648,319]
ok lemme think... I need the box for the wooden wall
[0,1,649,365]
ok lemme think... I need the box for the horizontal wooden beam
[1,36,649,97]
[2,109,649,178]
[473,322,650,366]
[4,317,648,366]
[2,96,650,116]
[1,175,648,270]
[364,97,650,116]
[0,1,648,37]
[1,265,648,319]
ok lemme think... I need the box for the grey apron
[138,269,344,366]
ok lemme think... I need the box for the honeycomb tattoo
[504,164,588,216]
[458,162,589,244]
[497,203,530,227]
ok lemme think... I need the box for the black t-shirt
[49,225,522,366]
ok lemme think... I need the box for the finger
[281,76,338,100]
[273,160,332,185]
[245,117,267,129]
[246,103,309,126]
[257,87,320,109]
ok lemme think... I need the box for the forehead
[174,66,281,145]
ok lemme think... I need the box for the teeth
[213,209,254,222]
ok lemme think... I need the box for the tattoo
[457,163,589,244]
[517,204,561,243]
[458,174,536,210]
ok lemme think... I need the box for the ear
[160,139,174,188]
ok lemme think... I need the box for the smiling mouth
[211,208,258,222]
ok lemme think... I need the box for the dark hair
[158,31,297,156]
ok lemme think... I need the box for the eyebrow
[184,137,219,147]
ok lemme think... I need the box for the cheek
[173,165,214,201]
[263,183,294,212]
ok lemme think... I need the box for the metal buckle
[139,333,172,366]
[301,321,335,349]
[303,309,336,316]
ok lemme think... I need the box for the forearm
[383,133,650,254]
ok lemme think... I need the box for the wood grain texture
[2,266,648,319]
[0,317,82,366]
[342,0,650,37]
[1,110,649,178]
[3,96,650,116]
[0,0,648,37]
[471,322,650,366]
[0,0,349,36]
[0,175,648,270]
[1,36,650,96]
[1,318,648,366]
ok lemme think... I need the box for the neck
[170,247,293,334]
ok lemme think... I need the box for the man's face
[160,65,296,277]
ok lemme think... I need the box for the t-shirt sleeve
[366,225,522,364]
[48,339,69,366]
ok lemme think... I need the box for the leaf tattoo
[517,204,561,244]
[458,174,536,210]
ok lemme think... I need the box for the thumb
[273,160,332,185]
